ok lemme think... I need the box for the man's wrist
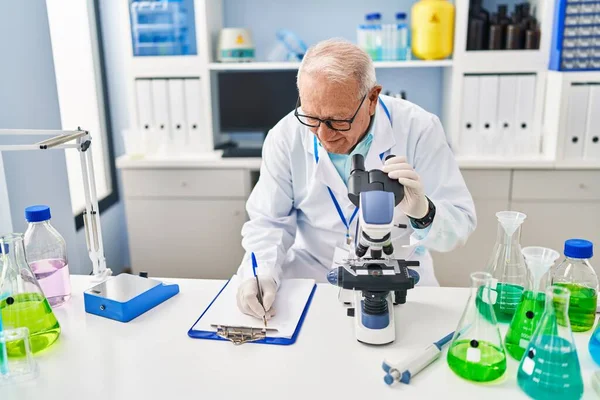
[409,197,436,229]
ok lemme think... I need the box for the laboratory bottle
[0,234,61,356]
[447,272,507,383]
[505,247,560,360]
[517,285,584,400]
[365,13,382,61]
[484,211,530,323]
[411,0,455,60]
[395,12,409,61]
[550,239,598,332]
[24,205,71,307]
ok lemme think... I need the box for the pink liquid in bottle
[29,259,71,307]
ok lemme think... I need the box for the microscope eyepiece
[351,154,365,174]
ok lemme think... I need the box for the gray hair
[297,38,377,99]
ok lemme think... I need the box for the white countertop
[6,276,599,399]
[116,154,600,171]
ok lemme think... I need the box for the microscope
[327,154,419,345]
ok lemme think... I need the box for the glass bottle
[24,205,71,307]
[447,272,507,383]
[550,239,598,332]
[483,211,530,323]
[517,285,584,400]
[0,234,61,356]
[505,247,560,360]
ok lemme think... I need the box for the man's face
[298,73,380,154]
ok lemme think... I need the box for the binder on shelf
[515,75,537,155]
[150,79,172,153]
[584,85,600,159]
[135,79,154,132]
[136,79,161,155]
[460,76,480,156]
[564,84,589,159]
[497,75,518,156]
[184,78,205,154]
[167,79,188,154]
[477,75,499,156]
[188,275,316,346]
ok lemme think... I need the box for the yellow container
[411,0,455,60]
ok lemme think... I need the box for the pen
[251,252,268,328]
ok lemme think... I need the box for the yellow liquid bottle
[411,0,455,60]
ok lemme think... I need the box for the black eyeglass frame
[294,94,368,132]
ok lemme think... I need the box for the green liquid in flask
[505,290,546,360]
[0,292,60,356]
[517,335,583,400]
[447,339,507,382]
[477,283,524,323]
[554,283,597,332]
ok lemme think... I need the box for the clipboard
[188,276,317,345]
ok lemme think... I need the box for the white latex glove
[382,156,429,219]
[236,277,277,320]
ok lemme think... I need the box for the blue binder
[188,279,316,345]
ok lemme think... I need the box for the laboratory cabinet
[118,160,600,285]
[120,167,252,279]
[433,169,600,285]
[512,170,600,277]
[431,170,511,287]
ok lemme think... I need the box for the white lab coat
[236,95,476,287]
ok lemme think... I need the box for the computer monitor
[218,70,299,135]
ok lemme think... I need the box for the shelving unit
[120,0,600,168]
[442,0,559,163]
[208,59,453,71]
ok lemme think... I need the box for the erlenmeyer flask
[505,247,560,360]
[484,211,529,323]
[0,234,60,356]
[447,272,507,383]
[517,285,584,400]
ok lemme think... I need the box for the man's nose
[317,123,336,139]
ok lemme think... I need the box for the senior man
[235,39,476,320]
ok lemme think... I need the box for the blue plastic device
[84,274,179,323]
[549,0,600,71]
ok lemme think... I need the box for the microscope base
[354,291,396,345]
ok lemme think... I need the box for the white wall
[0,0,80,270]
[0,1,130,275]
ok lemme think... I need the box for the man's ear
[369,85,383,114]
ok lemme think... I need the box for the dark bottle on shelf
[468,18,486,50]
[467,0,490,50]
[525,21,541,49]
[506,24,522,49]
[489,24,503,50]
[497,4,510,48]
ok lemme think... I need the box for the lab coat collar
[365,99,396,171]
[305,99,396,197]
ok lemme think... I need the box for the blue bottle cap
[25,205,51,223]
[564,239,593,259]
[0,243,7,254]
[366,12,382,20]
[396,12,407,20]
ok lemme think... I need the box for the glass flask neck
[0,234,28,270]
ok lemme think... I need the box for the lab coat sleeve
[409,115,477,252]
[236,128,297,287]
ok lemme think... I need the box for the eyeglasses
[294,94,367,132]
